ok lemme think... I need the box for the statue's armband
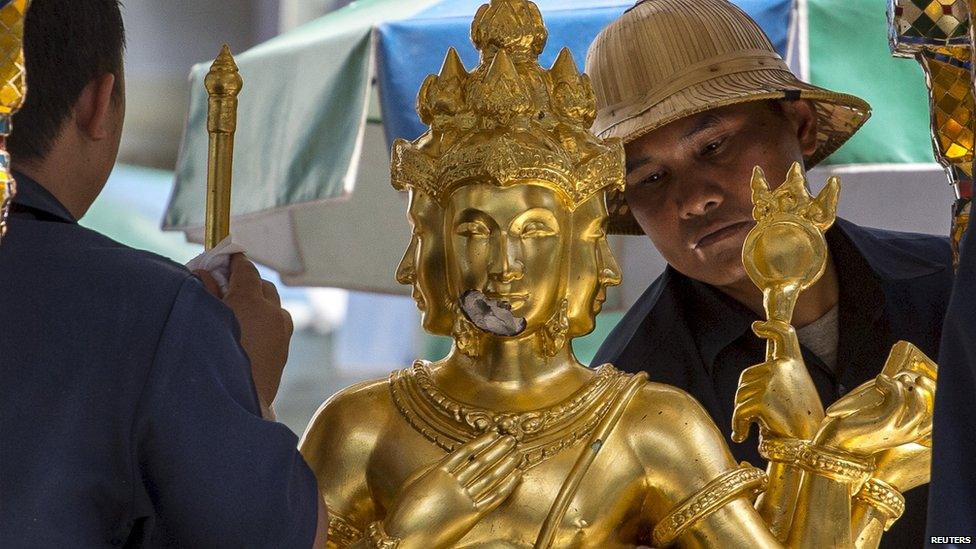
[651,465,768,547]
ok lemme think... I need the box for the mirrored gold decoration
[0,0,28,244]
[889,0,973,263]
[301,2,937,547]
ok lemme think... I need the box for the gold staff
[204,44,243,250]
[0,0,29,244]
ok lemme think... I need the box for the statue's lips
[460,289,527,336]
[695,220,753,249]
[484,291,528,310]
[412,288,426,310]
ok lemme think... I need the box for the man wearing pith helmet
[586,0,952,546]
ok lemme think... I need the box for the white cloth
[185,237,247,294]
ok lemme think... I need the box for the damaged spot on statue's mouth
[459,289,527,336]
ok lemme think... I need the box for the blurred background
[95,0,953,435]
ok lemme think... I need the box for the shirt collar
[680,271,758,373]
[833,218,946,281]
[10,170,77,223]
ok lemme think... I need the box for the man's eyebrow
[625,153,654,174]
[625,113,726,173]
[682,113,722,140]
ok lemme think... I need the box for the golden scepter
[204,44,242,250]
[0,0,29,245]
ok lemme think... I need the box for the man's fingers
[262,280,281,303]
[193,269,222,298]
[281,307,295,336]
[443,432,499,472]
[456,436,516,484]
[228,253,262,292]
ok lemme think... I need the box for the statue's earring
[540,299,570,357]
[449,299,483,357]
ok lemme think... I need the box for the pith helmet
[586,0,871,234]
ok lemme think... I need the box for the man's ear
[784,99,818,158]
[73,73,117,141]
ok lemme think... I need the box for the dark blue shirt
[594,218,953,549]
[0,174,318,547]
[927,210,976,545]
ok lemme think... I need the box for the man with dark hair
[0,1,325,546]
[586,1,951,546]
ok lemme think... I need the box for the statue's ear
[806,176,839,231]
[750,166,773,221]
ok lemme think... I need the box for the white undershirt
[796,305,840,374]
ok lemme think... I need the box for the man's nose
[488,233,523,283]
[677,179,723,219]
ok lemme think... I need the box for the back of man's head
[8,0,125,163]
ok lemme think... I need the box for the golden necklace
[390,361,631,470]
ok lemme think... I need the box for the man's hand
[731,319,825,442]
[197,254,293,417]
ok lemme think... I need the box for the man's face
[623,101,817,289]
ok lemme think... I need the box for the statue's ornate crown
[391,0,625,209]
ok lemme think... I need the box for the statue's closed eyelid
[456,221,490,236]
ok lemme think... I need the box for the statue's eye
[521,220,557,238]
[456,221,489,238]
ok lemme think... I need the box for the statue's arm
[634,385,861,549]
[300,381,387,549]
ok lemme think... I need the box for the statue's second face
[446,181,570,333]
[567,194,621,337]
[396,190,452,336]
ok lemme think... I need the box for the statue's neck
[437,333,589,410]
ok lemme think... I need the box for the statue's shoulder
[299,374,397,467]
[613,374,728,460]
[628,380,715,426]
[311,376,393,424]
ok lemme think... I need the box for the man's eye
[636,171,666,188]
[456,222,489,238]
[700,138,725,156]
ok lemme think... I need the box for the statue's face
[446,182,570,332]
[396,190,452,335]
[567,194,621,336]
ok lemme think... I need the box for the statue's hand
[731,319,824,442]
[383,432,522,549]
[815,373,934,456]
[872,442,930,492]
